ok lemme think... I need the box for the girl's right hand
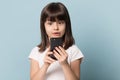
[44,47,56,66]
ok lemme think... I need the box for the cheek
[61,27,66,35]
[45,28,50,34]
[45,27,52,37]
[44,23,51,34]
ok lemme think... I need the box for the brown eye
[58,21,65,25]
[48,22,52,25]
[47,21,53,25]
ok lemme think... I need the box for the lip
[52,32,60,36]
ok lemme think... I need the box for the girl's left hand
[53,46,68,65]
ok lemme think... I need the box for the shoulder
[29,46,46,56]
[67,45,80,52]
[30,46,39,53]
[28,46,41,61]
[66,45,84,62]
[29,46,47,67]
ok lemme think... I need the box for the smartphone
[49,37,63,60]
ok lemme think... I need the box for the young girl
[29,2,84,80]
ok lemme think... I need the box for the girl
[29,2,84,80]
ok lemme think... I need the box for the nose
[54,22,59,30]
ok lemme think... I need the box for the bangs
[46,11,66,21]
[43,3,67,22]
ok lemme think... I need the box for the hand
[44,47,56,66]
[53,46,68,65]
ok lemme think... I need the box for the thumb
[47,46,51,51]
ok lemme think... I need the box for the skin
[30,20,82,80]
[44,20,66,39]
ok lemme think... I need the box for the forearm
[31,64,49,80]
[61,63,79,80]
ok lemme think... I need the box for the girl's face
[44,20,66,39]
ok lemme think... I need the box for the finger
[45,59,53,64]
[45,56,56,63]
[53,50,60,60]
[46,52,53,56]
[47,56,56,62]
[55,47,63,56]
[58,46,68,59]
[58,46,66,55]
[46,46,51,51]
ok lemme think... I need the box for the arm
[70,59,82,79]
[30,59,49,80]
[61,59,81,80]
[30,49,56,80]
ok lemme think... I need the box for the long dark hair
[38,2,75,52]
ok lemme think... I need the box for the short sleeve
[70,45,84,62]
[28,47,39,61]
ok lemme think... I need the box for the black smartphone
[49,37,63,60]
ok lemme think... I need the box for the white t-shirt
[29,45,84,80]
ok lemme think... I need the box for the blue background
[0,0,120,80]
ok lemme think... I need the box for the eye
[47,21,53,25]
[58,21,65,25]
[48,22,52,25]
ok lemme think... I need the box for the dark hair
[38,2,75,52]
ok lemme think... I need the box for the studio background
[0,0,120,80]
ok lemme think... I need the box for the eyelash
[48,22,52,25]
[47,21,65,25]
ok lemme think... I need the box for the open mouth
[52,32,60,36]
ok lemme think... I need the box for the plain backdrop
[0,0,120,80]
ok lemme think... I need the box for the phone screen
[49,37,63,60]
[50,38,63,51]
